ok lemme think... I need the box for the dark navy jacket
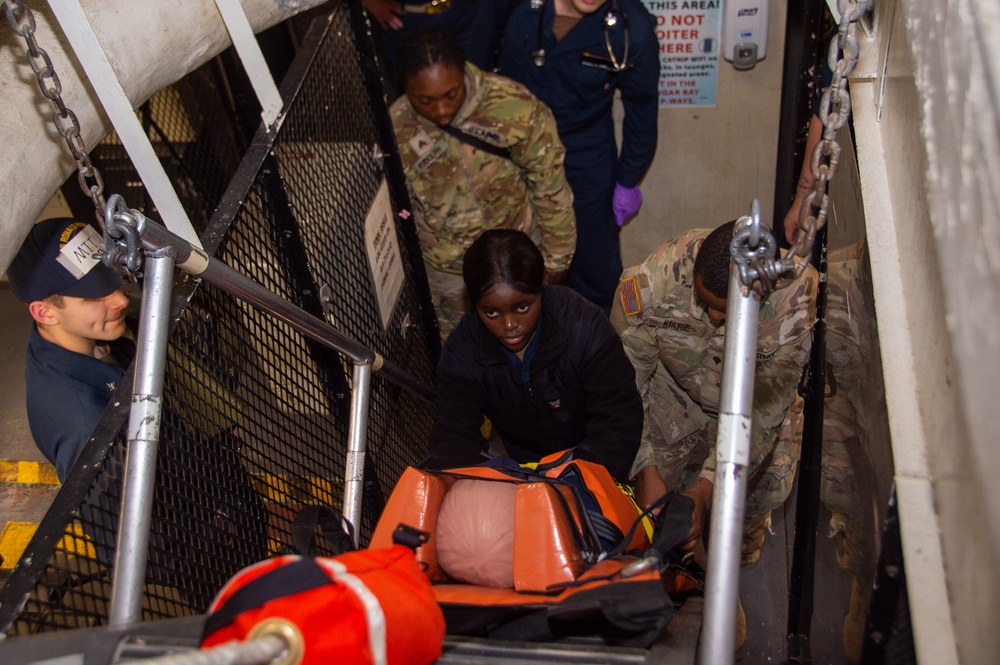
[24,325,134,481]
[500,0,660,310]
[428,285,642,482]
[500,0,659,186]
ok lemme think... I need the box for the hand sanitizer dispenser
[722,0,768,70]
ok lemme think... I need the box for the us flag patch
[620,276,642,316]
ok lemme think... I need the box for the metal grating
[1,0,437,634]
[86,60,249,237]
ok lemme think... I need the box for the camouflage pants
[647,393,804,529]
[424,262,471,341]
[819,244,879,579]
[819,382,873,579]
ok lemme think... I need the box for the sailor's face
[35,286,129,356]
[404,63,466,127]
[475,284,542,355]
[555,0,608,18]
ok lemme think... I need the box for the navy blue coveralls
[500,0,660,313]
[25,322,267,603]
[24,324,133,482]
[377,0,508,93]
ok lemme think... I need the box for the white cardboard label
[364,180,405,331]
[55,224,104,279]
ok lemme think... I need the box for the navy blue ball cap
[6,217,123,303]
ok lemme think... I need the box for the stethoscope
[530,0,630,71]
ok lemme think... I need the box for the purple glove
[612,183,643,227]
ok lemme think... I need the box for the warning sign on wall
[643,0,722,108]
[364,179,405,330]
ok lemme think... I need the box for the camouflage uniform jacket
[611,228,818,482]
[390,63,576,275]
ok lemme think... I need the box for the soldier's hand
[635,466,668,516]
[680,477,714,551]
[364,0,404,30]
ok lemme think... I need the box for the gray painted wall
[620,0,786,268]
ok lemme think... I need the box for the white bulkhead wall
[620,0,786,265]
[872,0,1000,662]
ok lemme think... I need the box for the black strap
[547,481,603,560]
[589,510,626,549]
[545,569,622,592]
[440,125,513,161]
[533,449,575,473]
[392,523,430,551]
[649,491,695,555]
[606,490,694,559]
[202,558,330,637]
[292,505,356,557]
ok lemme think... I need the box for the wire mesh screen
[88,61,249,236]
[0,0,437,634]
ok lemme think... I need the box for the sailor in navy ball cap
[8,219,269,588]
[7,218,132,481]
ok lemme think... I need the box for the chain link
[4,0,108,220]
[733,0,871,293]
[730,205,797,298]
[101,194,145,282]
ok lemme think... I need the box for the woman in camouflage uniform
[390,27,576,339]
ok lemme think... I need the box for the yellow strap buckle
[402,0,451,14]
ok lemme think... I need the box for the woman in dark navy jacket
[427,229,642,482]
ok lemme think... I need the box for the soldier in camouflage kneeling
[610,220,818,563]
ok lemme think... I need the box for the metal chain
[731,211,786,294]
[4,0,108,220]
[733,0,871,294]
[786,0,870,275]
[101,193,146,282]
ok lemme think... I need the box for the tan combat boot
[741,511,772,566]
[735,594,747,651]
[842,578,867,664]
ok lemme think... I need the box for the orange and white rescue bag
[369,453,676,646]
[201,545,445,665]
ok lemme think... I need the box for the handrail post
[109,246,176,626]
[344,362,373,533]
[700,231,761,664]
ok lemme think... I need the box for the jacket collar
[453,62,487,127]
[29,324,132,387]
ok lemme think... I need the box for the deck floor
[739,495,856,664]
